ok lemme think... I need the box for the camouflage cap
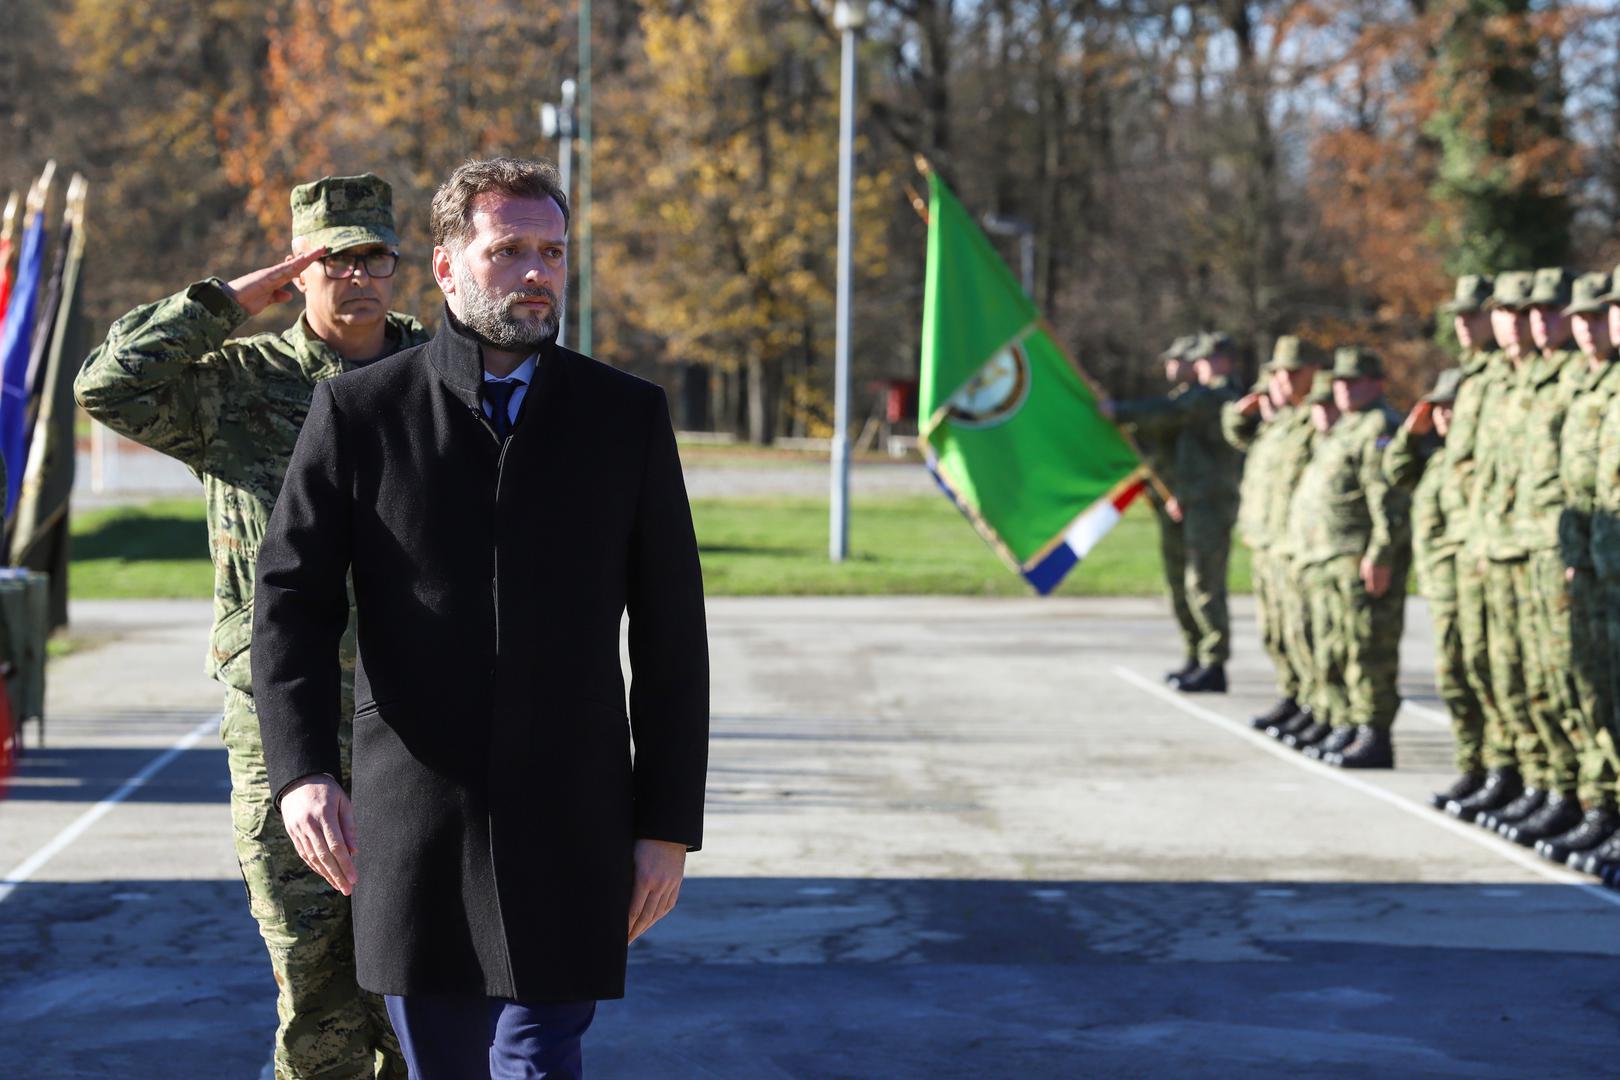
[1440,274,1494,314]
[1267,335,1324,372]
[1305,369,1336,405]
[290,173,399,252]
[1594,262,1620,306]
[1421,367,1463,404]
[1158,334,1197,362]
[1331,345,1384,381]
[1563,271,1611,317]
[1191,331,1234,359]
[1526,266,1574,309]
[1485,270,1535,311]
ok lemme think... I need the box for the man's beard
[451,260,564,351]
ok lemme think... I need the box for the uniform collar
[284,310,424,380]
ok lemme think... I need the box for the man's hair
[430,157,570,250]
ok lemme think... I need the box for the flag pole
[903,158,1175,510]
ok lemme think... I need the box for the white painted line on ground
[1399,700,1452,729]
[1112,667,1620,913]
[0,715,219,905]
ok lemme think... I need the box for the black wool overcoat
[252,315,709,1001]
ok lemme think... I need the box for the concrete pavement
[0,596,1615,1078]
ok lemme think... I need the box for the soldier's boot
[1504,791,1582,846]
[1483,787,1545,833]
[1177,664,1227,694]
[1282,716,1331,749]
[1268,709,1314,741]
[1251,698,1299,731]
[1325,725,1393,769]
[1303,725,1356,761]
[1447,768,1522,822]
[1430,771,1485,810]
[1537,804,1619,864]
[1576,832,1620,876]
[1165,658,1199,686]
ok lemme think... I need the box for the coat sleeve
[1113,390,1195,438]
[1363,414,1412,568]
[72,279,247,470]
[1381,426,1430,491]
[252,379,355,806]
[626,387,710,851]
[1221,399,1262,451]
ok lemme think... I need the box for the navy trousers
[384,994,597,1080]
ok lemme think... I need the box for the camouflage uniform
[1385,369,1485,772]
[73,176,428,1080]
[1274,371,1337,724]
[1223,336,1321,701]
[1287,349,1411,734]
[1115,354,1243,667]
[1134,337,1199,662]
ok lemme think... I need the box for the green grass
[70,495,1251,600]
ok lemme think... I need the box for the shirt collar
[484,354,538,386]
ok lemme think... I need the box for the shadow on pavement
[0,876,1612,1078]
[0,746,227,804]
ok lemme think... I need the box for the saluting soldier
[74,176,429,1079]
[1137,335,1201,683]
[1223,335,1324,730]
[1285,348,1410,768]
[1583,265,1620,884]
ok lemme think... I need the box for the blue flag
[0,210,45,516]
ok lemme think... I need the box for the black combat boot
[1536,804,1619,864]
[1268,708,1315,741]
[1446,768,1521,821]
[1482,787,1545,833]
[1576,833,1620,876]
[1303,725,1356,761]
[1504,791,1582,846]
[1283,717,1332,749]
[1177,664,1227,693]
[1165,658,1199,686]
[1325,725,1394,769]
[1430,771,1485,810]
[1251,698,1300,731]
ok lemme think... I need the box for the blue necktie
[483,378,519,440]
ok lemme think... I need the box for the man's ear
[432,246,456,297]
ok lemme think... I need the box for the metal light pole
[830,0,866,563]
[577,0,594,357]
[539,79,577,347]
[982,213,1035,298]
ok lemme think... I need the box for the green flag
[919,171,1144,594]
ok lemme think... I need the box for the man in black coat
[252,157,710,1079]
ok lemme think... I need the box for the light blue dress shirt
[481,354,537,427]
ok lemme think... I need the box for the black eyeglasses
[320,250,400,279]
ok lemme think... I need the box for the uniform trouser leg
[1252,550,1297,699]
[1456,554,1516,770]
[222,688,407,1080]
[1279,557,1319,716]
[1571,569,1619,805]
[1486,558,1548,787]
[1182,505,1235,667]
[1428,557,1487,772]
[1517,554,1580,794]
[1329,553,1406,731]
[1597,577,1620,801]
[1306,561,1349,728]
[1155,506,1199,660]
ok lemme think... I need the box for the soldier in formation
[75,175,428,1078]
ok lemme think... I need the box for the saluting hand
[628,838,686,944]
[223,247,329,318]
[1236,392,1264,417]
[280,774,360,896]
[1403,401,1435,436]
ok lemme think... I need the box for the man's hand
[1165,496,1183,524]
[1403,400,1435,436]
[280,774,358,896]
[1360,557,1392,598]
[628,838,686,944]
[1235,391,1264,417]
[223,248,329,318]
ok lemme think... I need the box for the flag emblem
[946,341,1031,429]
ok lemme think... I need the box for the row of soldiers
[1118,266,1620,884]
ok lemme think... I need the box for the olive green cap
[1305,369,1336,405]
[1526,266,1574,309]
[1440,274,1494,314]
[1593,262,1620,306]
[1267,335,1324,372]
[1158,334,1197,362]
[1485,270,1535,310]
[1191,331,1234,359]
[1422,367,1463,404]
[1332,346,1384,380]
[290,173,399,252]
[1565,271,1613,316]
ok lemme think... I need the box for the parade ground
[1,596,1615,1079]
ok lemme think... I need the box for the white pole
[830,4,864,562]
